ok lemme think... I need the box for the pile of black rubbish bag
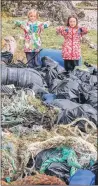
[1,51,98,185]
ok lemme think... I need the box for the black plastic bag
[41,57,66,89]
[45,67,58,88]
[1,51,13,64]
[32,84,47,95]
[78,83,92,103]
[51,99,80,110]
[8,60,27,68]
[52,79,80,101]
[55,100,97,130]
[41,56,58,68]
[90,161,98,176]
[90,161,98,185]
[32,148,71,183]
[45,162,70,184]
[73,69,91,83]
[87,90,97,110]
[1,66,43,88]
[84,62,97,75]
[90,75,97,86]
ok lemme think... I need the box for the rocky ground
[79,9,97,30]
[72,1,97,30]
[2,0,97,30]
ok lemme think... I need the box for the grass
[81,44,97,64]
[88,30,97,44]
[2,14,97,64]
[76,2,95,8]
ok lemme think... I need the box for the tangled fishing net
[1,117,97,181]
[1,89,57,130]
[1,88,97,183]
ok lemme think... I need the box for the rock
[3,36,17,55]
[82,36,97,51]
[82,36,90,44]
[80,9,97,30]
[90,44,97,50]
[2,0,85,24]
[77,11,85,18]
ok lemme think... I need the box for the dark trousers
[25,52,40,68]
[64,60,79,72]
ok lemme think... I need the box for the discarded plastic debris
[1,52,13,64]
[35,147,81,177]
[1,56,97,184]
[1,66,43,88]
[1,84,16,96]
[90,160,98,180]
[69,169,95,185]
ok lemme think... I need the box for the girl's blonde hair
[27,9,39,19]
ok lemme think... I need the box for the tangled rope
[1,118,97,180]
[55,117,97,143]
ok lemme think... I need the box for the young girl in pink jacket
[56,15,88,72]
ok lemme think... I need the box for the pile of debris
[1,52,98,185]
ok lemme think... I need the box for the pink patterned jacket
[56,26,88,60]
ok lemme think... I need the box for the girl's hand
[78,27,88,35]
[20,25,25,29]
[46,21,51,26]
[21,25,30,33]
[65,27,69,32]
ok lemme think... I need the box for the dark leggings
[25,52,39,68]
[64,60,79,72]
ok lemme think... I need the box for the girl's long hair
[67,15,78,27]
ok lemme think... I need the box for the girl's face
[69,17,77,28]
[28,12,37,22]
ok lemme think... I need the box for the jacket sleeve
[14,20,29,33]
[79,27,88,36]
[56,26,68,37]
[15,20,25,28]
[38,21,50,35]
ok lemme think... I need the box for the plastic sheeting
[1,85,16,95]
[90,161,98,178]
[32,147,81,183]
[55,102,97,130]
[40,48,82,67]
[1,52,13,64]
[69,169,95,185]
[40,49,64,66]
[1,66,43,88]
[1,56,97,128]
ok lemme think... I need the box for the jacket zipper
[72,28,73,60]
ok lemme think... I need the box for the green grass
[76,2,93,8]
[81,44,97,64]
[2,15,97,64]
[88,30,97,44]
